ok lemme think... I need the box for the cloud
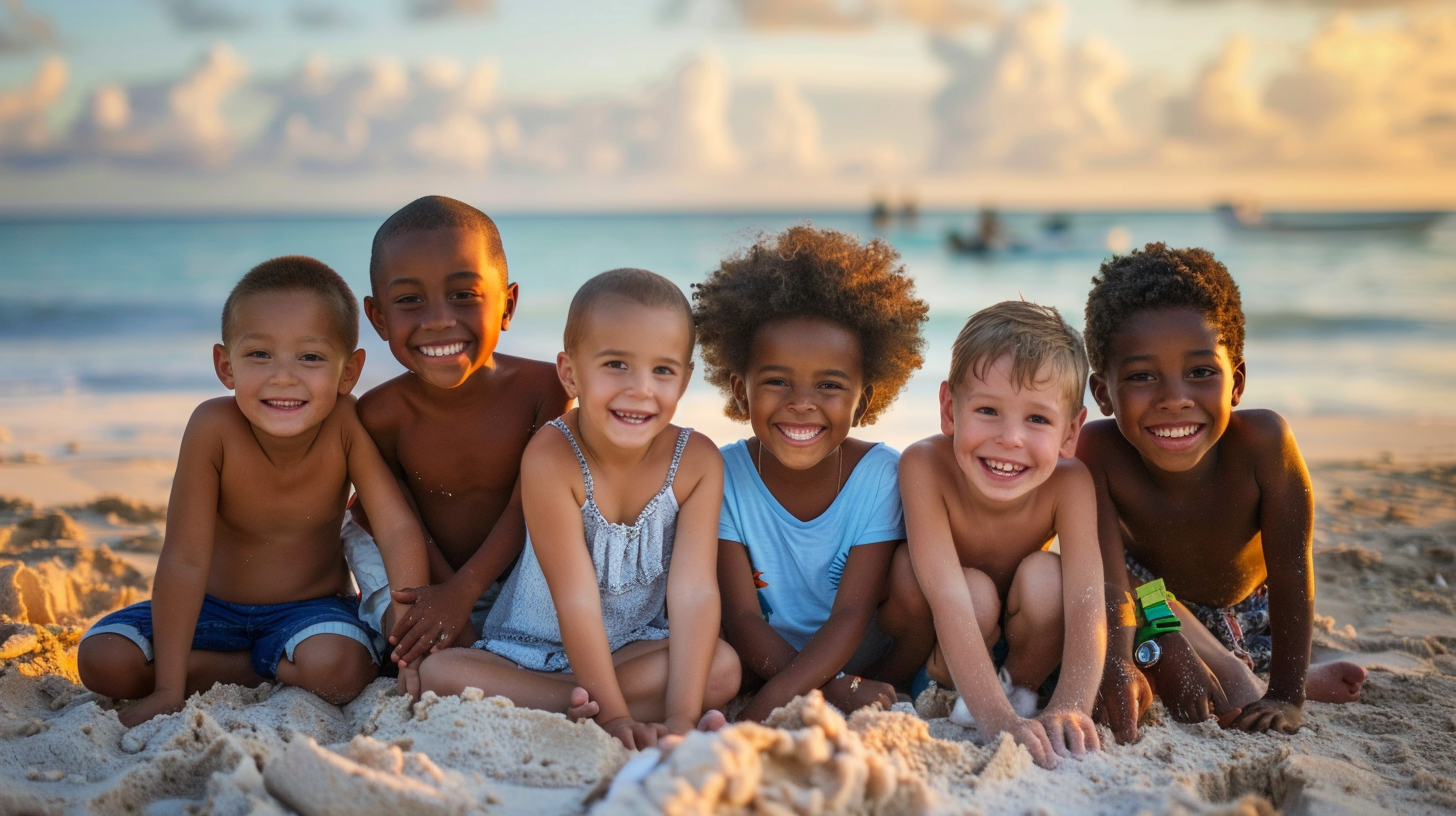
[406,0,494,21]
[663,0,999,31]
[929,2,1135,170]
[72,43,249,168]
[1165,13,1456,166]
[0,0,55,53]
[0,55,66,158]
[1158,0,1453,9]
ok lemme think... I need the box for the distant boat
[1215,203,1446,233]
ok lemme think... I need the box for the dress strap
[663,427,692,488]
[548,417,594,499]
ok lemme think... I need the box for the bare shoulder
[496,354,567,395]
[355,374,413,433]
[675,429,725,480]
[1047,455,1095,498]
[900,434,953,472]
[1075,418,1131,458]
[1225,408,1293,446]
[521,416,576,473]
[187,396,250,441]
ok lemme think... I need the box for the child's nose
[1155,382,1195,410]
[422,299,457,330]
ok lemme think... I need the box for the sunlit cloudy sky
[1,0,1454,212]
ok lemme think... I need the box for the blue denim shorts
[84,594,378,680]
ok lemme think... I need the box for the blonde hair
[948,301,1088,414]
[563,268,694,358]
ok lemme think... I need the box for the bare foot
[1306,661,1366,703]
[567,686,600,721]
[697,709,727,731]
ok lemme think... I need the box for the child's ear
[1230,358,1247,407]
[500,282,519,331]
[1089,372,1114,416]
[556,351,578,399]
[938,380,956,436]
[853,384,874,426]
[363,296,389,341]
[1059,405,1088,459]
[729,373,748,417]
[338,348,366,395]
[213,344,236,390]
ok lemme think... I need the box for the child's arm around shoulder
[126,398,233,726]
[662,430,725,733]
[1233,408,1314,732]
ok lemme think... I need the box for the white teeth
[266,400,303,408]
[420,342,466,358]
[614,411,649,425]
[779,427,822,441]
[983,459,1025,475]
[1152,425,1199,439]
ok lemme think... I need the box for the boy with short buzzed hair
[1079,242,1365,745]
[78,256,430,726]
[900,301,1105,770]
[345,196,570,665]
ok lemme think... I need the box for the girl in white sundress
[417,268,739,750]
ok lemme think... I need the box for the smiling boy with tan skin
[78,257,429,726]
[1078,243,1366,744]
[345,196,570,666]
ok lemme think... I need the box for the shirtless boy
[1078,243,1366,744]
[899,301,1105,769]
[346,196,570,664]
[79,257,430,726]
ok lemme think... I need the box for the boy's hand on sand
[1146,633,1232,724]
[599,716,666,751]
[999,715,1059,770]
[119,689,185,728]
[1037,706,1102,760]
[1228,696,1304,734]
[388,583,474,664]
[824,673,897,714]
[1095,653,1153,744]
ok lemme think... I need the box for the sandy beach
[3,409,1455,815]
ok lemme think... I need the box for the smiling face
[940,353,1085,504]
[730,317,869,472]
[214,289,364,440]
[364,226,516,390]
[556,298,693,453]
[1089,306,1246,474]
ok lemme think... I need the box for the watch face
[1135,639,1161,667]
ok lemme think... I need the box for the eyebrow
[595,349,686,366]
[1119,349,1218,364]
[755,364,854,379]
[384,270,484,289]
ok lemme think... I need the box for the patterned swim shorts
[1126,553,1271,674]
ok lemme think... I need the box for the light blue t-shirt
[718,440,905,650]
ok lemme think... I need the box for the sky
[0,0,1453,212]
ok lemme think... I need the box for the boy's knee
[963,568,1002,641]
[78,634,152,699]
[280,635,377,704]
[1014,551,1063,595]
[706,640,741,708]
[883,546,931,621]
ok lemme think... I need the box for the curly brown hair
[1084,242,1245,374]
[691,225,928,425]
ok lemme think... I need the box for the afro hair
[692,224,928,425]
[1084,242,1245,374]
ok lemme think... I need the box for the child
[693,225,932,723]
[899,301,1105,770]
[417,268,739,750]
[344,196,570,666]
[78,257,430,727]
[1078,243,1366,744]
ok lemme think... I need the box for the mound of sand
[0,457,1454,815]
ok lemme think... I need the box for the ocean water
[2,210,1454,456]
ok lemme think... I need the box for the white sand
[2,412,1455,814]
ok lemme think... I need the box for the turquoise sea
[2,210,1454,457]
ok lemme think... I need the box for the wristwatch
[1133,638,1162,669]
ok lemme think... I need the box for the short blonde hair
[948,301,1088,415]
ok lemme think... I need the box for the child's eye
[975,406,997,416]
[300,353,325,362]
[247,350,270,359]
[604,360,627,370]
[449,290,481,302]
[817,381,846,390]
[1125,372,1154,382]
[1028,414,1050,425]
[762,377,789,387]
[394,294,423,305]
[1188,367,1217,379]
[653,365,676,376]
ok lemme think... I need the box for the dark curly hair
[1084,242,1245,374]
[692,225,928,425]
